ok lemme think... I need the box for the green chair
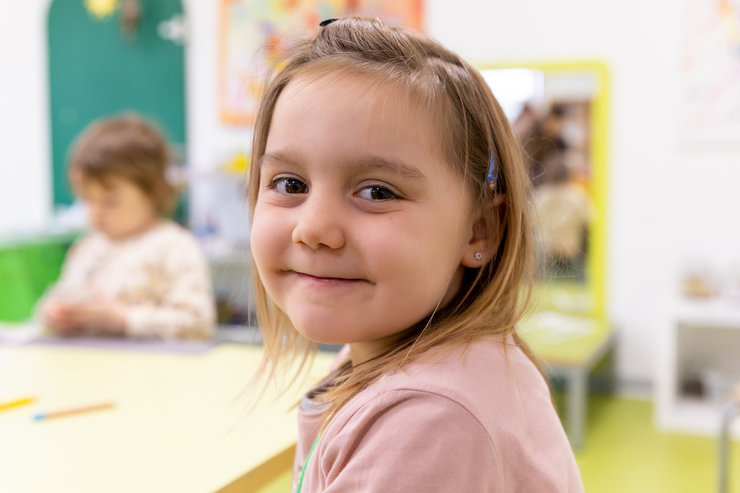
[0,236,75,322]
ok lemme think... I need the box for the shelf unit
[657,298,740,436]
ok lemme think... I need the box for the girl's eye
[357,185,398,201]
[271,177,308,194]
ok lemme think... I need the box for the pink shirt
[294,339,584,492]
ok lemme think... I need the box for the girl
[248,18,584,492]
[40,114,215,340]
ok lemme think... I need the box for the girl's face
[251,73,482,363]
[76,175,158,240]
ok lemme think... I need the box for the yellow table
[0,340,334,492]
[520,282,615,449]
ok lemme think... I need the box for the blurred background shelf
[657,297,740,438]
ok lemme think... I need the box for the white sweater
[46,221,215,339]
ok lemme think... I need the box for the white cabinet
[657,298,740,436]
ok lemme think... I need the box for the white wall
[435,0,740,384]
[2,0,739,383]
[0,1,51,233]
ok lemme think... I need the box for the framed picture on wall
[218,0,423,126]
[680,0,740,145]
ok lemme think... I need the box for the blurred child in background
[39,113,215,339]
[533,161,592,280]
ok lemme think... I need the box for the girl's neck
[104,217,162,242]
[349,332,403,366]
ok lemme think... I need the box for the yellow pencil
[33,402,115,421]
[0,396,35,412]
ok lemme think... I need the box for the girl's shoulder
[312,339,582,492]
[145,220,195,240]
[133,220,202,251]
[331,338,551,432]
[342,339,565,447]
[383,337,547,403]
[68,230,109,255]
[138,221,209,268]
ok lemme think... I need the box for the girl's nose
[291,195,346,250]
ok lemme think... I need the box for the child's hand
[41,295,126,336]
[41,299,84,336]
[61,297,127,336]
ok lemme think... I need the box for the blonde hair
[248,17,537,421]
[69,113,177,215]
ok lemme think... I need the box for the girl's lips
[294,271,367,285]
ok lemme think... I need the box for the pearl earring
[474,252,482,261]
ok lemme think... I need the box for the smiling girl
[249,18,583,492]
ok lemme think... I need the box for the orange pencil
[0,396,35,412]
[33,402,115,421]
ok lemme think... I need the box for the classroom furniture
[0,232,77,322]
[520,283,615,450]
[656,297,740,437]
[0,335,334,492]
[717,387,740,493]
[478,61,611,328]
[479,61,613,450]
[0,230,247,325]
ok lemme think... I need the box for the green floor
[256,395,740,492]
[577,395,739,493]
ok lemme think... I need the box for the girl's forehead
[74,172,134,194]
[275,70,447,145]
[272,79,440,154]
[282,73,381,108]
[283,66,427,110]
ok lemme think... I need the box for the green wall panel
[48,0,186,207]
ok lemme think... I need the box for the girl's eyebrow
[261,151,425,180]
[356,156,425,180]
[260,151,299,168]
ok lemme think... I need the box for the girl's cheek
[250,209,280,261]
[250,217,267,262]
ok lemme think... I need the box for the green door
[48,0,186,208]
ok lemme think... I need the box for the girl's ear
[461,217,490,268]
[460,194,505,268]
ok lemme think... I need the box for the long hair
[248,17,537,422]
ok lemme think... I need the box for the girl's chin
[294,327,348,346]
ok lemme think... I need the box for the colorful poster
[681,0,740,143]
[219,0,423,126]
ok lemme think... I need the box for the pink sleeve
[314,390,502,492]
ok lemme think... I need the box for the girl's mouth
[293,271,368,285]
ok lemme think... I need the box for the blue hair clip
[487,154,497,188]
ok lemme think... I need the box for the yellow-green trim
[478,60,610,325]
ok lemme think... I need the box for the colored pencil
[0,396,35,412]
[33,402,114,421]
